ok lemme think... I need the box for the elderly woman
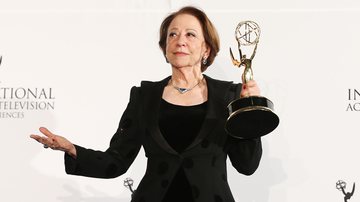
[30,6,262,202]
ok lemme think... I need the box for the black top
[159,99,207,202]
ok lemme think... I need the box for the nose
[176,34,187,47]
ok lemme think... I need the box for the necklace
[171,77,203,94]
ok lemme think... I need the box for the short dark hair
[158,6,220,72]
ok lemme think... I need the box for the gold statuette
[225,21,279,139]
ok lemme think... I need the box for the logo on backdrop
[336,180,356,202]
[124,177,136,199]
[0,56,56,119]
[346,89,360,111]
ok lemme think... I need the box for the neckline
[161,98,208,107]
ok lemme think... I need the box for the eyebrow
[168,27,199,33]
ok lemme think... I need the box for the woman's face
[165,14,209,70]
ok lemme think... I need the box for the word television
[0,86,55,118]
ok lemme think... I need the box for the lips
[173,51,189,56]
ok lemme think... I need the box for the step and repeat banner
[1,1,359,202]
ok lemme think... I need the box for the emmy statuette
[225,21,279,139]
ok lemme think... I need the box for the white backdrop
[1,1,359,202]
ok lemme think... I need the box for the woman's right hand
[30,127,77,158]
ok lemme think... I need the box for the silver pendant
[175,87,189,94]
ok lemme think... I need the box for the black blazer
[65,75,262,202]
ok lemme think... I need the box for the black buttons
[157,161,169,175]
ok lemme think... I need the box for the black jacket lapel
[185,75,234,151]
[141,76,178,155]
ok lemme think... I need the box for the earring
[202,57,207,65]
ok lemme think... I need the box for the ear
[203,43,211,58]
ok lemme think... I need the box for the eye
[168,32,177,38]
[186,32,196,37]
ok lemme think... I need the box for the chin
[171,62,190,69]
[172,60,198,68]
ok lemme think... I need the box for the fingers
[30,134,50,148]
[39,127,54,138]
[30,134,52,145]
[30,128,71,152]
[30,127,56,149]
[30,134,42,142]
[241,80,261,97]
